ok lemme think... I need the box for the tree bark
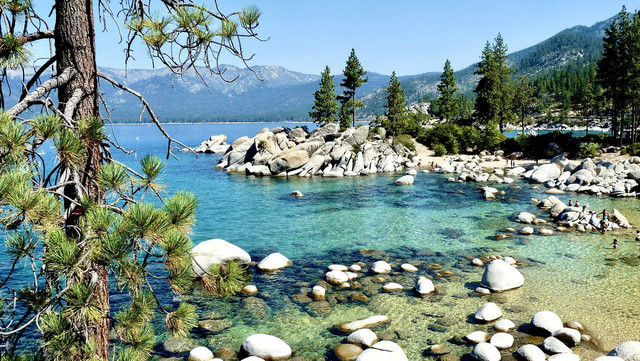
[55,0,109,359]
[352,92,356,128]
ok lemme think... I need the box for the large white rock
[490,333,514,350]
[240,334,292,361]
[311,285,326,300]
[355,341,408,361]
[516,212,535,224]
[471,342,501,361]
[415,277,434,295]
[493,319,515,332]
[337,315,390,333]
[517,344,546,361]
[466,331,491,344]
[347,328,378,348]
[475,302,502,322]
[189,346,215,361]
[400,263,418,272]
[191,239,251,277]
[609,341,640,361]
[257,253,292,272]
[481,259,525,292]
[326,270,349,285]
[531,311,563,335]
[552,327,581,347]
[543,336,572,354]
[530,164,562,183]
[394,175,414,185]
[371,261,391,274]
[382,282,403,292]
[548,354,580,361]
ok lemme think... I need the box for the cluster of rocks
[187,333,292,361]
[534,196,632,232]
[333,327,408,361]
[213,124,416,177]
[190,135,230,154]
[458,304,594,361]
[523,156,640,197]
[190,238,293,277]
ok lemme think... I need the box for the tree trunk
[352,92,356,128]
[55,0,109,359]
[521,112,525,137]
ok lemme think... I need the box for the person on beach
[612,239,618,249]
[449,159,453,166]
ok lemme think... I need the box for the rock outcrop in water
[537,195,632,231]
[191,135,230,154]
[214,124,416,177]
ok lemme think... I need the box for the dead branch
[97,72,196,159]
[7,67,75,117]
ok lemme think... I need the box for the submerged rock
[394,175,414,185]
[415,276,435,296]
[337,315,390,333]
[371,261,391,274]
[335,343,363,361]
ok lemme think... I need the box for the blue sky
[31,1,640,76]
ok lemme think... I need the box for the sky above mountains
[30,1,640,76]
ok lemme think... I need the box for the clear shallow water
[8,122,640,359]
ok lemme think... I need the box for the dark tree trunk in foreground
[55,0,109,359]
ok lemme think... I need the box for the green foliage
[165,302,198,337]
[338,49,367,128]
[395,134,415,151]
[30,114,62,140]
[474,34,513,132]
[383,72,409,137]
[435,59,460,121]
[100,162,128,191]
[578,142,601,158]
[137,154,166,190]
[55,128,86,168]
[309,66,339,125]
[201,260,249,297]
[43,229,81,276]
[0,33,31,69]
[432,143,447,156]
[622,142,640,155]
[162,191,198,233]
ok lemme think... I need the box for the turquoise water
[6,122,640,359]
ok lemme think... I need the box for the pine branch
[0,30,55,59]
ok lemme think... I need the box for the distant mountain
[3,14,616,122]
[362,15,614,115]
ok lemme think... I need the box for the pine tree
[474,34,513,132]
[436,59,459,122]
[309,66,338,125]
[578,78,595,135]
[512,76,535,136]
[338,49,368,129]
[383,71,409,138]
[0,1,262,359]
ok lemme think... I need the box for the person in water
[612,239,618,249]
[568,200,573,207]
[635,230,640,242]
[601,209,609,234]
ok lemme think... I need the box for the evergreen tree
[578,78,595,135]
[513,76,535,136]
[338,49,368,128]
[0,1,262,359]
[474,34,513,132]
[309,66,338,125]
[436,59,459,122]
[383,71,409,138]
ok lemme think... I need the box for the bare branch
[98,72,195,159]
[7,67,76,117]
[63,88,84,122]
